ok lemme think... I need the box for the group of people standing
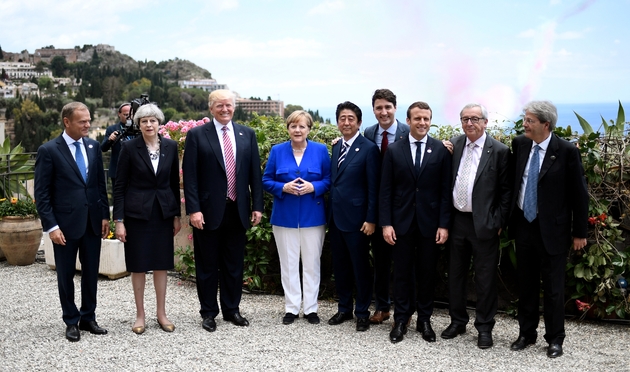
[34,88,587,360]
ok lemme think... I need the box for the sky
[2,0,629,125]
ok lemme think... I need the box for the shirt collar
[378,120,398,136]
[533,133,552,151]
[62,131,82,146]
[343,130,361,147]
[409,133,427,144]
[213,118,233,132]
[465,132,486,148]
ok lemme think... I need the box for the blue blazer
[35,135,110,240]
[262,140,330,228]
[328,134,380,232]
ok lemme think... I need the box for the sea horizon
[313,102,626,134]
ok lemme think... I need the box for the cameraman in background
[101,103,131,190]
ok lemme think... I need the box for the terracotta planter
[0,216,43,266]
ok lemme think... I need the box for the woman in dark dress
[113,104,181,334]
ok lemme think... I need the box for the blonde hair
[286,110,313,129]
[208,89,236,108]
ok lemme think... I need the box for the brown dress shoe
[369,311,391,324]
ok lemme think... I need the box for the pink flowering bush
[159,117,211,153]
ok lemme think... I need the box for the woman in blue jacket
[263,110,331,325]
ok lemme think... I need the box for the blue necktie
[414,141,423,175]
[73,141,87,182]
[338,142,349,169]
[523,145,540,222]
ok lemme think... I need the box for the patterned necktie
[414,141,423,174]
[73,141,87,182]
[222,126,237,201]
[455,142,477,209]
[523,145,541,222]
[338,142,349,168]
[380,131,389,156]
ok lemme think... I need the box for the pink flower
[576,299,591,312]
[188,233,193,241]
[202,117,210,123]
[181,197,186,203]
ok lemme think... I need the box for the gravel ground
[0,260,628,372]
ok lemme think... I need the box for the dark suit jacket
[112,135,181,221]
[451,134,511,240]
[101,122,123,178]
[328,134,380,232]
[182,121,263,230]
[509,134,588,255]
[380,135,452,237]
[363,120,410,146]
[35,135,109,240]
[262,140,330,228]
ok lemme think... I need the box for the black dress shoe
[389,322,408,343]
[547,344,563,358]
[65,324,80,342]
[304,313,320,324]
[416,321,436,342]
[282,313,297,325]
[478,332,493,349]
[510,335,536,351]
[356,318,370,332]
[202,317,216,332]
[441,323,466,339]
[78,320,108,335]
[328,311,353,325]
[223,312,249,326]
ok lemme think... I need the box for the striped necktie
[338,142,349,168]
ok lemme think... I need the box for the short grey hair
[133,104,164,126]
[460,103,488,120]
[208,89,236,108]
[523,100,557,131]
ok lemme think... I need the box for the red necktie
[222,126,237,201]
[381,131,389,156]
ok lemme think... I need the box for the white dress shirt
[453,133,486,212]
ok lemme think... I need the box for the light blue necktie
[337,142,349,168]
[523,145,540,222]
[73,141,87,182]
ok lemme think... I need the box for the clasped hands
[283,178,314,196]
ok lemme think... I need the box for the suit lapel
[58,136,84,183]
[516,137,532,180]
[451,136,465,185]
[135,136,155,175]
[399,137,415,176]
[204,123,226,172]
[337,135,362,176]
[331,141,340,182]
[394,120,407,141]
[473,136,493,187]
[539,134,558,181]
[416,136,433,179]
[233,123,245,176]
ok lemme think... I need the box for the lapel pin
[427,147,432,154]
[550,155,556,160]
[239,132,243,136]
[355,148,359,152]
[88,144,93,148]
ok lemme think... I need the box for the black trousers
[193,202,246,319]
[392,222,438,324]
[513,208,567,345]
[448,211,498,332]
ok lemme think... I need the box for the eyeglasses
[460,117,484,124]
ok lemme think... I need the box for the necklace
[147,138,161,160]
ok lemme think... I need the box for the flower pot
[0,216,43,266]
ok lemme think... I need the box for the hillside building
[236,98,284,117]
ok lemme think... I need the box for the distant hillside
[79,46,212,81]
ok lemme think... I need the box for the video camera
[113,94,156,143]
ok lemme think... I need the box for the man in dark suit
[328,101,380,332]
[441,103,511,349]
[182,89,264,332]
[380,101,452,343]
[362,89,409,324]
[508,100,588,358]
[35,102,110,342]
[101,102,130,190]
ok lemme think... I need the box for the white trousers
[272,225,325,315]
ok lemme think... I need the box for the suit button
[416,188,419,192]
